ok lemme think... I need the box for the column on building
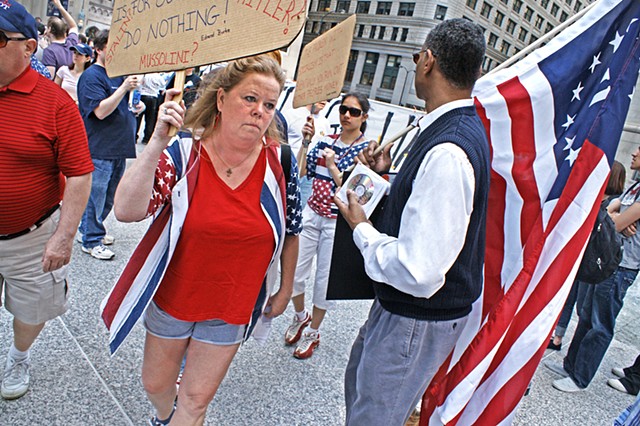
[391,57,415,106]
[368,53,388,100]
[348,50,366,93]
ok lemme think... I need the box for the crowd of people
[1,1,638,425]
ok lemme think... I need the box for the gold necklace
[209,142,260,178]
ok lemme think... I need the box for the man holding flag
[335,19,490,425]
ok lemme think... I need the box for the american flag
[422,1,640,424]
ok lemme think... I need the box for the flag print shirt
[306,134,369,219]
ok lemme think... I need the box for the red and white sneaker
[293,331,320,359]
[284,312,311,345]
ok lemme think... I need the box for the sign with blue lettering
[106,0,307,77]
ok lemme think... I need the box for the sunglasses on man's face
[0,30,28,49]
[339,105,363,117]
[412,49,427,64]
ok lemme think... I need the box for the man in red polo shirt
[0,1,93,400]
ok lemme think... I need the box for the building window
[370,25,377,38]
[494,10,504,26]
[480,2,492,18]
[488,32,498,48]
[565,0,572,5]
[311,21,319,33]
[356,1,370,13]
[378,26,386,39]
[357,24,365,37]
[500,40,510,55]
[574,1,582,12]
[545,22,553,33]
[518,27,528,41]
[360,52,379,85]
[560,11,568,22]
[376,1,392,14]
[551,3,559,16]
[500,0,508,4]
[524,6,533,21]
[482,56,493,72]
[434,5,447,20]
[336,0,350,12]
[535,14,544,29]
[398,2,415,16]
[317,0,330,11]
[530,34,538,43]
[540,0,549,8]
[506,19,516,34]
[401,27,409,42]
[381,55,401,89]
[512,0,522,13]
[391,27,399,40]
[345,50,358,82]
[466,0,478,10]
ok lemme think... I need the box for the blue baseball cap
[0,0,38,42]
[70,43,94,57]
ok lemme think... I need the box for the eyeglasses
[412,49,427,64]
[339,105,363,117]
[0,31,28,49]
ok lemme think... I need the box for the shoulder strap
[280,143,291,185]
[620,180,640,201]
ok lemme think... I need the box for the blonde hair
[184,55,286,141]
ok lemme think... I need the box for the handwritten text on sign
[107,0,306,77]
[293,15,356,108]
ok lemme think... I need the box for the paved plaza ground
[1,211,638,425]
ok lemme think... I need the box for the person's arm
[54,74,63,86]
[335,144,475,298]
[611,202,640,233]
[52,0,78,34]
[323,147,342,186]
[93,75,139,120]
[265,235,299,318]
[42,173,91,272]
[114,88,184,222]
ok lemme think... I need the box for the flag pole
[490,1,597,74]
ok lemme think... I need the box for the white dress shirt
[353,99,477,299]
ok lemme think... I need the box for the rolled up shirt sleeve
[352,143,476,298]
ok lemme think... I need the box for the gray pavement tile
[0,313,132,426]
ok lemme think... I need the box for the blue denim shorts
[143,301,246,346]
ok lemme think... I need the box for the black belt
[618,266,639,274]
[0,204,60,241]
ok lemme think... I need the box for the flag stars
[562,114,576,130]
[589,53,601,73]
[571,82,584,101]
[601,68,611,83]
[565,147,581,166]
[564,136,576,151]
[610,31,624,53]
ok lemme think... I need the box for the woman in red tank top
[113,55,301,425]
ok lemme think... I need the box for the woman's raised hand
[152,88,185,147]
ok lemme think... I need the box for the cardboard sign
[293,14,356,108]
[106,0,307,77]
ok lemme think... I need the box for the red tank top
[154,148,275,323]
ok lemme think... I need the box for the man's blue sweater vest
[374,106,491,320]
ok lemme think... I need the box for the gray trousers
[344,300,467,426]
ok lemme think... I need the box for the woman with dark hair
[284,92,371,359]
[109,55,301,424]
[55,43,93,103]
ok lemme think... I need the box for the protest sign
[106,0,307,77]
[292,14,356,108]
